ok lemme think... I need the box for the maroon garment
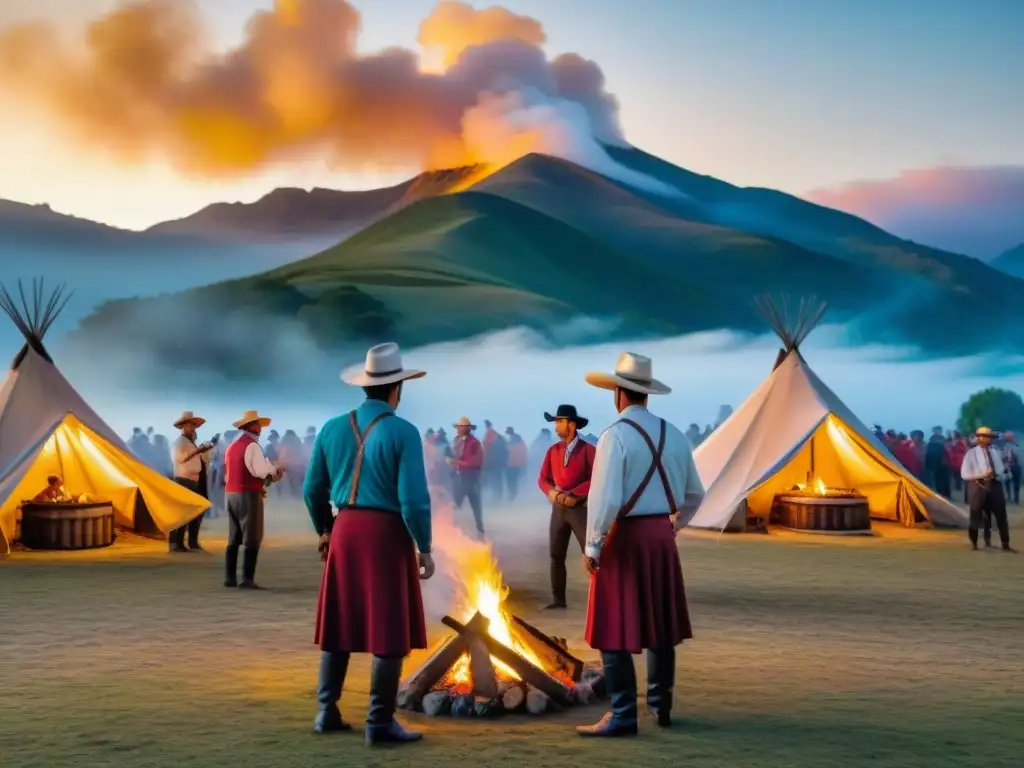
[224,433,264,493]
[585,515,692,653]
[451,434,484,470]
[537,440,597,497]
[315,508,427,656]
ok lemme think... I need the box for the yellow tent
[0,280,208,553]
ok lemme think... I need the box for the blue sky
[0,0,1020,228]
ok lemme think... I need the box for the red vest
[224,433,265,494]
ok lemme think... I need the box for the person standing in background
[223,411,284,587]
[169,411,216,553]
[961,427,1015,552]
[448,417,484,538]
[925,426,950,497]
[1001,431,1022,505]
[537,405,596,610]
[505,427,527,500]
[481,420,508,503]
[946,431,968,502]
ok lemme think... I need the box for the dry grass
[1,501,1022,768]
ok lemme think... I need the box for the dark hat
[544,404,589,429]
[505,426,515,435]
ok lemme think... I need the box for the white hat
[453,416,476,430]
[585,352,671,395]
[340,342,426,387]
[975,426,999,438]
[232,410,272,429]
[173,411,206,429]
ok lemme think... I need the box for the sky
[0,0,1021,230]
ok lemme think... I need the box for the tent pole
[808,436,815,483]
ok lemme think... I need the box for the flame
[814,477,828,496]
[794,477,833,496]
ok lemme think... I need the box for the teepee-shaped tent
[0,279,209,554]
[689,295,967,532]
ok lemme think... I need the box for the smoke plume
[0,0,656,186]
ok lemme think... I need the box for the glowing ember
[792,477,861,498]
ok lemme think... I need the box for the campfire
[398,532,605,718]
[791,477,863,499]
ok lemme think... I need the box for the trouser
[1004,466,1021,505]
[968,481,1010,547]
[485,466,504,502]
[600,648,675,724]
[226,492,265,583]
[549,504,587,604]
[170,476,207,550]
[453,472,483,534]
[315,652,404,729]
[929,466,950,498]
[505,466,523,500]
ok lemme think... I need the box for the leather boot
[224,545,239,587]
[187,514,204,552]
[238,547,265,589]
[168,526,187,553]
[577,651,638,737]
[645,647,674,727]
[314,651,352,733]
[365,656,421,745]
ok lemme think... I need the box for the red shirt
[893,440,921,476]
[538,439,597,499]
[451,434,483,470]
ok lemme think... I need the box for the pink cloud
[805,165,1024,260]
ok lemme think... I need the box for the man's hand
[274,467,285,480]
[419,552,436,580]
[317,533,330,561]
[546,489,560,503]
[560,493,578,508]
[582,553,599,575]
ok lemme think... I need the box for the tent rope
[0,278,73,367]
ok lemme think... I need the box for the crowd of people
[871,425,1022,505]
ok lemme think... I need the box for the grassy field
[1,500,1021,768]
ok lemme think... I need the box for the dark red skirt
[585,514,692,653]
[315,508,427,657]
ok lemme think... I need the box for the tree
[957,387,1024,434]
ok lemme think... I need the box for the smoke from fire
[0,0,672,192]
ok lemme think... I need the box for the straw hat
[585,352,671,395]
[975,426,999,438]
[173,411,206,429]
[232,410,272,429]
[453,416,476,430]
[341,342,426,387]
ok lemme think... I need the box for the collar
[360,398,395,415]
[620,404,649,419]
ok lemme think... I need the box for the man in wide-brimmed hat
[168,411,217,553]
[961,426,1015,552]
[447,416,485,537]
[304,342,434,746]
[576,352,706,738]
[223,410,283,588]
[537,405,597,610]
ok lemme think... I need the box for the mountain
[992,244,1024,278]
[67,149,1024,381]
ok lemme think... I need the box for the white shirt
[563,436,580,467]
[961,444,1008,482]
[243,439,278,480]
[172,434,211,480]
[585,405,705,559]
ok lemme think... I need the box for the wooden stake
[468,632,499,698]
[509,614,584,682]
[398,632,468,703]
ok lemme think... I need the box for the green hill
[68,152,1024,379]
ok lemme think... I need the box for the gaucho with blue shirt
[303,343,435,747]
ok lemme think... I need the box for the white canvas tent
[0,280,209,554]
[689,297,968,532]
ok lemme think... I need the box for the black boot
[577,651,638,737]
[365,656,421,745]
[238,547,265,589]
[187,514,204,552]
[645,647,674,727]
[546,560,567,609]
[224,545,239,587]
[314,651,352,733]
[168,526,188,553]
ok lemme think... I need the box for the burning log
[508,615,584,683]
[441,613,575,708]
[398,631,469,707]
[467,630,499,698]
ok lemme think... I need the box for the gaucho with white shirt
[169,411,216,553]
[961,426,1015,552]
[576,352,705,739]
[223,410,284,588]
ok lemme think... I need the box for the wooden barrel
[772,495,871,533]
[20,502,116,550]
